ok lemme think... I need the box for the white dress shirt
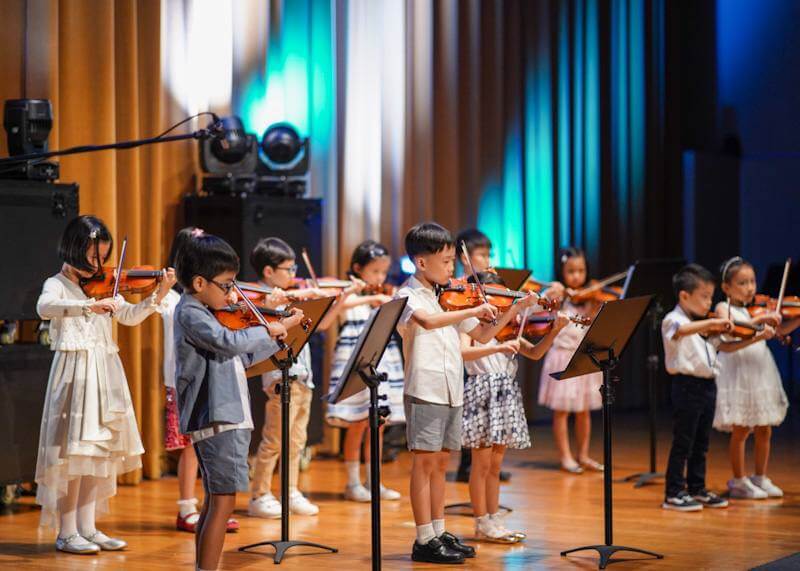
[662,304,720,379]
[396,275,480,406]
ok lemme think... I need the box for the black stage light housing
[4,99,53,156]
[258,123,309,177]
[199,115,257,175]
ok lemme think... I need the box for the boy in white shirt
[661,263,736,512]
[395,222,539,563]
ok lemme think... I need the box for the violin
[297,248,356,296]
[748,294,800,321]
[704,311,763,339]
[520,277,554,294]
[215,302,311,332]
[361,282,397,296]
[438,281,558,313]
[569,271,627,304]
[495,311,591,342]
[79,237,164,299]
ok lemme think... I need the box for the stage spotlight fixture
[4,99,53,156]
[199,115,257,175]
[258,123,309,177]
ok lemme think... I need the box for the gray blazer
[173,293,280,433]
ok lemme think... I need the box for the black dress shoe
[499,470,512,482]
[439,531,476,558]
[411,537,465,564]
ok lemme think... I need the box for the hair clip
[191,228,205,238]
[89,229,99,240]
[721,256,742,281]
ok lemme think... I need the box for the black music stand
[620,258,684,488]
[494,267,532,291]
[327,298,408,571]
[555,296,663,570]
[240,296,337,564]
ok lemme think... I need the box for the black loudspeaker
[0,180,79,320]
[184,194,326,445]
[0,344,52,484]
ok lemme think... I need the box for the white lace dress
[34,273,167,528]
[713,304,788,432]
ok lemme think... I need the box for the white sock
[475,514,491,529]
[77,476,98,536]
[432,518,445,537]
[416,522,436,544]
[178,498,199,518]
[345,461,361,487]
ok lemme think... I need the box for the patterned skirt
[462,372,531,449]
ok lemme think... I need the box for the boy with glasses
[248,237,360,518]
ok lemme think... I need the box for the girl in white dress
[326,241,405,502]
[538,247,604,474]
[35,215,175,554]
[714,257,800,499]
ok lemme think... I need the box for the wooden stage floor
[1,410,798,570]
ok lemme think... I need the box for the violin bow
[460,240,498,325]
[776,258,791,316]
[232,282,288,351]
[300,248,321,289]
[574,270,628,296]
[111,236,128,301]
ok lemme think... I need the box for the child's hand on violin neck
[370,294,394,307]
[472,302,498,321]
[343,277,366,296]
[156,268,177,297]
[263,288,289,309]
[498,339,520,355]
[553,311,571,332]
[90,298,121,315]
[281,308,306,331]
[753,311,782,327]
[543,282,566,300]
[515,291,541,310]
[757,324,776,341]
[266,321,289,341]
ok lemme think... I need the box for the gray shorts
[194,428,251,494]
[404,396,462,452]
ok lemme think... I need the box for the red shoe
[226,517,240,533]
[176,512,200,533]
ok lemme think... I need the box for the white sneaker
[248,493,282,518]
[750,475,784,498]
[344,483,371,502]
[289,490,319,515]
[728,477,768,499]
[367,484,401,501]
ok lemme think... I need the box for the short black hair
[350,240,389,277]
[467,270,505,287]
[719,256,752,284]
[58,215,113,273]
[456,228,492,255]
[176,234,239,292]
[405,222,454,259]
[673,263,715,297]
[250,237,296,277]
[556,246,586,282]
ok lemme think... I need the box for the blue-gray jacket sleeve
[176,302,280,359]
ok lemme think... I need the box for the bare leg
[409,451,435,525]
[729,425,751,479]
[195,495,209,563]
[753,426,772,476]
[430,451,450,522]
[469,447,492,517]
[553,411,576,466]
[574,410,597,464]
[486,445,506,515]
[196,493,235,570]
[343,420,369,462]
[178,446,199,501]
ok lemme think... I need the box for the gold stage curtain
[0,0,198,483]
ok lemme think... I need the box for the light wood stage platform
[1,411,798,570]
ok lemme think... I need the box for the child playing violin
[461,271,570,543]
[35,215,176,554]
[248,237,362,519]
[172,233,301,571]
[537,247,604,474]
[713,257,800,499]
[325,240,404,502]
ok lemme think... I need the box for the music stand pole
[239,348,337,563]
[561,346,663,569]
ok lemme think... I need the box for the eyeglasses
[209,278,236,294]
[275,264,298,274]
